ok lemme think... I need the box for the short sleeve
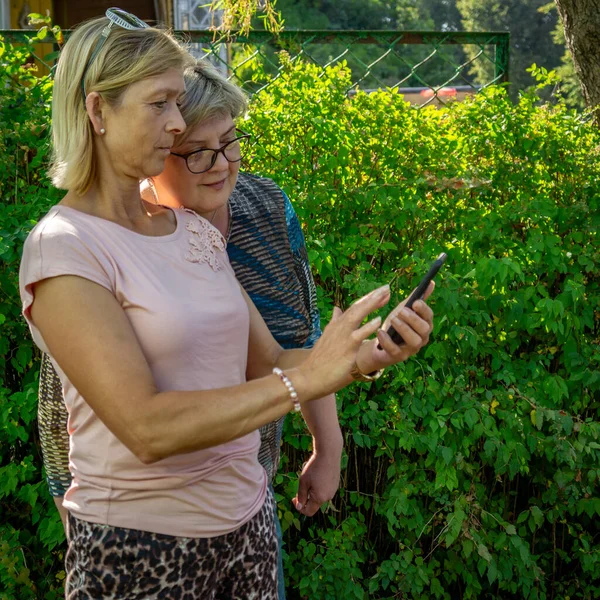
[19,210,114,350]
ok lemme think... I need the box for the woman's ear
[85,92,106,136]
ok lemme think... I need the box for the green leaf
[477,543,492,563]
[530,506,544,528]
[445,508,466,547]
[441,446,454,465]
[465,407,479,428]
[487,560,498,584]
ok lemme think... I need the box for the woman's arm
[243,282,435,380]
[281,191,343,514]
[31,274,390,465]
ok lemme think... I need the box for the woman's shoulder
[235,172,284,200]
[236,171,278,186]
[24,206,82,249]
[230,172,286,221]
[21,205,119,279]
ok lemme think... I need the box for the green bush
[0,36,65,600]
[1,34,599,599]
[245,62,600,599]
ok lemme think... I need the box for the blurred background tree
[453,0,562,99]
[554,0,600,118]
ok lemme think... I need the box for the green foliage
[0,34,65,600]
[1,31,600,600]
[275,0,425,30]
[244,60,600,598]
[209,0,284,34]
[249,0,468,91]
[456,0,563,100]
[257,0,576,100]
[421,0,464,31]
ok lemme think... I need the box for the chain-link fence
[1,29,509,106]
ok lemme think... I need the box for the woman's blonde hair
[50,16,191,195]
[175,60,248,146]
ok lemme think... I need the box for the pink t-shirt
[19,205,267,538]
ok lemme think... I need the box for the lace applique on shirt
[183,210,226,271]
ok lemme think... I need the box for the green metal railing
[0,29,509,106]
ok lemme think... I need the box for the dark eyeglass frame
[170,131,252,174]
[81,7,149,102]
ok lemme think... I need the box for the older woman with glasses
[21,9,435,599]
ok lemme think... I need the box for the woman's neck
[60,178,174,236]
[205,203,230,238]
[145,178,230,237]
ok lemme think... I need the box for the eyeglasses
[170,132,251,174]
[81,7,149,101]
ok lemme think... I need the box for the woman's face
[99,68,186,181]
[154,113,241,219]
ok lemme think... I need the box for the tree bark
[554,0,600,121]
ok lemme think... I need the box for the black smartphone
[379,252,447,348]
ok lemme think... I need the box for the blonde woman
[20,9,434,598]
[39,60,344,600]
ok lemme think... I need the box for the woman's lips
[204,178,227,190]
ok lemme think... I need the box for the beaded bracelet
[273,367,301,413]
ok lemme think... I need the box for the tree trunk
[554,0,600,121]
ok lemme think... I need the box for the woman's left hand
[355,281,435,373]
[293,447,342,516]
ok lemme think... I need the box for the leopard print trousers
[65,491,277,599]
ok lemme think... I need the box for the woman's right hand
[295,284,391,397]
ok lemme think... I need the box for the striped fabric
[228,173,321,480]
[38,353,71,497]
[38,172,321,495]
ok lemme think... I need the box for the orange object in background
[403,85,478,106]
[420,87,458,98]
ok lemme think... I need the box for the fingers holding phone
[377,252,445,350]
[386,253,445,345]
[349,258,442,375]
[376,295,434,358]
[381,280,435,328]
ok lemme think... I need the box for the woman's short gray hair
[176,61,248,145]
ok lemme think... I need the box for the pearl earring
[100,128,106,134]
